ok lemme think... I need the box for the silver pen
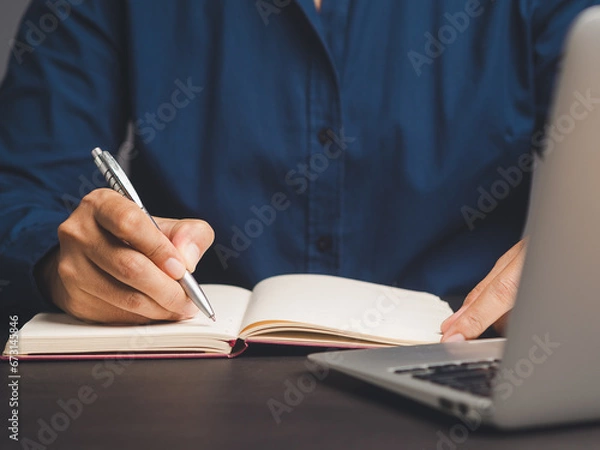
[91,147,216,322]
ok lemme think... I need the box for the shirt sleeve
[531,0,600,127]
[0,0,128,314]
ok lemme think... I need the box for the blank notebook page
[240,274,452,342]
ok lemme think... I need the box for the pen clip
[92,148,145,210]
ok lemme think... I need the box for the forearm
[0,0,128,313]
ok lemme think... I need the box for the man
[0,0,596,341]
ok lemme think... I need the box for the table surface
[2,345,600,450]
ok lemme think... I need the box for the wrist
[33,246,61,306]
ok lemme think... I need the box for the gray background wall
[0,1,134,164]
[0,1,30,81]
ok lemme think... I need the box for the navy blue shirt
[0,0,597,313]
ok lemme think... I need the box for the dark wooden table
[2,345,600,450]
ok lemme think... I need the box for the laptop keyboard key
[400,359,499,398]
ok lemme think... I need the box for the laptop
[308,6,600,430]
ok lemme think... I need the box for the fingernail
[164,258,186,279]
[184,244,201,272]
[443,333,466,343]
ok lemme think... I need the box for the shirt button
[317,128,332,145]
[316,235,333,252]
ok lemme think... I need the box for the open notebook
[4,274,453,359]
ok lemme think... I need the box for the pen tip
[210,315,216,322]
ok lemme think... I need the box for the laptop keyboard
[394,359,501,397]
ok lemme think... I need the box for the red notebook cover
[1,339,380,361]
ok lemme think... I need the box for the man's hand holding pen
[36,188,215,324]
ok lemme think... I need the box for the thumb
[154,217,215,272]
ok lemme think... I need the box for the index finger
[442,254,523,341]
[88,189,187,280]
[441,239,525,333]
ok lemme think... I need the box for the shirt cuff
[0,216,66,314]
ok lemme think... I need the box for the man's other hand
[440,239,527,342]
